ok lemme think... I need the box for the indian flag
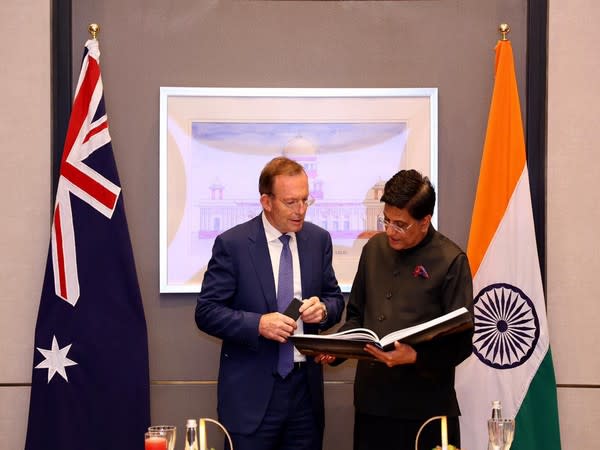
[455,38,561,449]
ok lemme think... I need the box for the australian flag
[24,38,150,450]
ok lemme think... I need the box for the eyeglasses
[377,215,416,234]
[269,194,315,210]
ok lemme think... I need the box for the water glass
[488,418,515,450]
[148,425,176,450]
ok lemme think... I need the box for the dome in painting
[283,136,317,156]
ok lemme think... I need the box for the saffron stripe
[466,41,526,277]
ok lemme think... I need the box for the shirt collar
[261,211,296,243]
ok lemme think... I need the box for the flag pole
[499,23,510,41]
[88,23,99,40]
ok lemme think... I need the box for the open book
[289,307,472,360]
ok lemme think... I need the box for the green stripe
[512,348,562,450]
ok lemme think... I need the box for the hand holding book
[363,340,417,366]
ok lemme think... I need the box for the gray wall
[0,1,50,450]
[547,0,600,448]
[9,1,600,450]
[69,2,527,448]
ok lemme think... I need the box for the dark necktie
[277,234,294,378]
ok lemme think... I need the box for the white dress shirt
[262,213,306,362]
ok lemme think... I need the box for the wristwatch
[320,303,328,322]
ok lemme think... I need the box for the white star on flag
[35,335,78,383]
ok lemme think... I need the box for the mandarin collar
[394,224,436,257]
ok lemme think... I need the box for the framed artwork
[159,88,438,293]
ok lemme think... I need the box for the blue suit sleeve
[195,234,262,351]
[316,232,345,331]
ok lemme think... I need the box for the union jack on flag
[25,38,150,450]
[51,40,121,305]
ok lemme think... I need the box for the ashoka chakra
[472,283,539,369]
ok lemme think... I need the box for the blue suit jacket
[195,215,344,436]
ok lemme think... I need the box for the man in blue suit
[195,157,345,450]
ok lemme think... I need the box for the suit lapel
[296,228,312,297]
[248,216,278,312]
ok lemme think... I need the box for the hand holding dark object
[259,312,298,343]
[299,296,328,324]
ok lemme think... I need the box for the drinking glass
[488,418,516,450]
[148,425,176,450]
[145,431,168,450]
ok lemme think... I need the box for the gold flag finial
[88,23,100,40]
[499,23,510,41]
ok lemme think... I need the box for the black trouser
[354,411,460,450]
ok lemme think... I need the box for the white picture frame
[159,87,438,293]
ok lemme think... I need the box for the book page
[379,307,469,347]
[293,327,380,342]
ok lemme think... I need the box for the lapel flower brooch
[412,265,430,279]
